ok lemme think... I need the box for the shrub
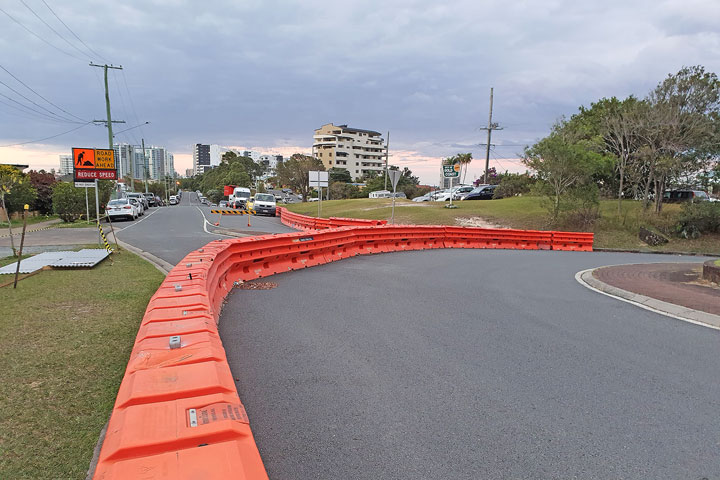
[52,182,86,222]
[494,174,535,198]
[675,201,720,238]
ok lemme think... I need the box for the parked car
[462,184,500,200]
[106,198,138,221]
[412,192,434,202]
[247,193,277,216]
[143,192,156,207]
[169,195,178,205]
[127,192,148,209]
[452,185,477,200]
[663,189,710,203]
[393,192,407,199]
[128,197,144,215]
[219,200,228,208]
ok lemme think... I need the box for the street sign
[443,164,460,178]
[74,181,95,188]
[388,169,401,191]
[94,149,116,169]
[309,170,329,188]
[73,147,117,181]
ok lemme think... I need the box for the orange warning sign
[73,148,95,168]
[95,149,115,169]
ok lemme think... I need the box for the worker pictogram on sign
[73,148,95,168]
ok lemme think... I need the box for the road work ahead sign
[73,148,117,181]
[443,163,460,178]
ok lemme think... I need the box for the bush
[206,189,223,204]
[494,174,535,198]
[52,182,86,222]
[675,201,720,238]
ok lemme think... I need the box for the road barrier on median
[94,210,594,479]
[211,209,257,215]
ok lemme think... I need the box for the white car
[106,198,138,221]
[169,195,178,205]
[412,192,433,202]
[128,197,144,215]
[248,193,277,216]
[434,185,472,201]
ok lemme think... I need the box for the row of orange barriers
[277,206,387,230]
[93,215,593,479]
[277,207,594,252]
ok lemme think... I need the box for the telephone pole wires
[481,88,503,184]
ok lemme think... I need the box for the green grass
[715,259,720,266]
[286,197,720,254]
[0,214,58,229]
[0,248,164,479]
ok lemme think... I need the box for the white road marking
[195,206,231,236]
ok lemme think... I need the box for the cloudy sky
[1,0,718,184]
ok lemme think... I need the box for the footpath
[580,262,720,328]
[0,218,62,238]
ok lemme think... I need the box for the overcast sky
[1,0,719,184]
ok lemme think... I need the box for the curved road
[116,196,719,478]
[220,250,719,479]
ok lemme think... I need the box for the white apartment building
[193,144,226,175]
[312,123,386,179]
[59,154,73,175]
[113,143,135,179]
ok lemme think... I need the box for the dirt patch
[236,281,278,290]
[455,216,506,229]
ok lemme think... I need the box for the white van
[229,187,251,208]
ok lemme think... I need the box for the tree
[524,122,606,221]
[0,165,26,256]
[275,154,324,201]
[52,182,86,223]
[645,65,720,213]
[363,166,422,198]
[328,167,352,184]
[28,170,57,214]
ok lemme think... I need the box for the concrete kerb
[576,268,720,331]
[116,239,173,275]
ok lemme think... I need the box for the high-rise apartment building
[193,144,226,175]
[113,143,135,179]
[59,154,73,175]
[312,123,386,179]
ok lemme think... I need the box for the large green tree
[276,154,325,201]
[524,122,607,221]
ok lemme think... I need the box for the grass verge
[285,197,720,254]
[0,214,58,229]
[0,247,164,479]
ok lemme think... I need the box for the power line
[0,64,88,122]
[120,70,146,139]
[40,0,108,62]
[0,90,81,123]
[0,96,69,123]
[0,6,86,61]
[0,78,79,122]
[0,121,94,147]
[19,0,92,61]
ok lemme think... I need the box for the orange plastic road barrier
[95,214,594,480]
[443,226,553,250]
[551,231,594,251]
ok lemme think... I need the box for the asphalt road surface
[115,192,295,265]
[220,249,720,479]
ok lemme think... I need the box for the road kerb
[576,268,720,330]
